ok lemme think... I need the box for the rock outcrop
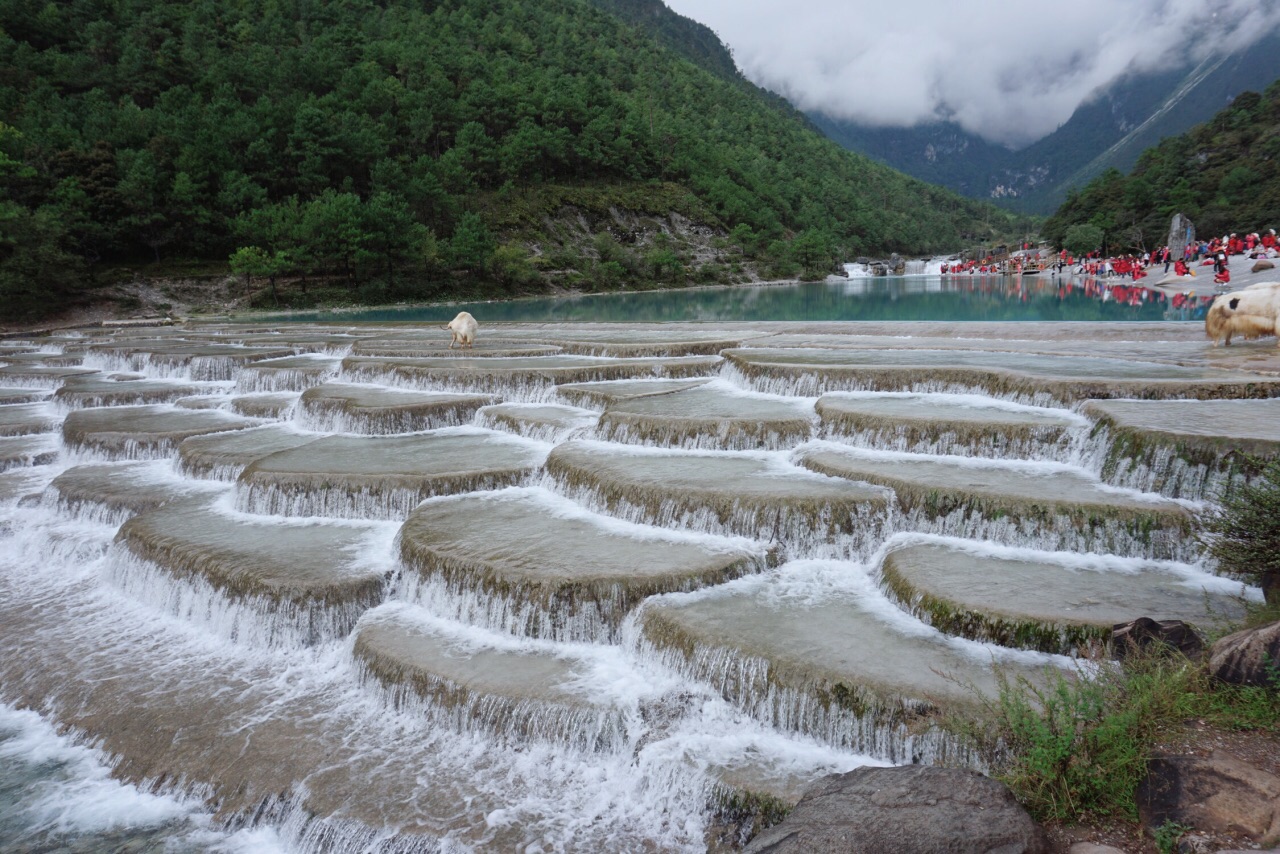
[1209,621,1280,688]
[1137,753,1280,847]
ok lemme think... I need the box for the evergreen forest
[1042,80,1280,255]
[0,0,1016,321]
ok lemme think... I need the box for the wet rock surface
[546,440,888,546]
[0,402,59,437]
[117,497,390,644]
[476,401,598,441]
[228,391,298,418]
[554,376,713,406]
[52,375,218,408]
[797,443,1194,560]
[352,604,624,749]
[0,319,1275,850]
[882,542,1243,654]
[342,352,722,394]
[723,346,1280,403]
[62,404,258,457]
[298,382,494,433]
[234,354,340,392]
[176,423,319,479]
[597,381,816,450]
[0,387,51,404]
[0,434,58,471]
[236,430,545,519]
[817,391,1082,453]
[399,487,769,641]
[639,564,1056,760]
[49,462,224,522]
[1084,398,1280,498]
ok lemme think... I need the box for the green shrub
[1153,820,1191,854]
[1199,459,1280,604]
[979,663,1169,821]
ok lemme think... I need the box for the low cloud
[665,0,1280,147]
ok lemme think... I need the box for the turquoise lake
[254,275,1191,324]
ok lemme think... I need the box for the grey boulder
[744,765,1048,854]
[1209,621,1280,688]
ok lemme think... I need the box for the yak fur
[1205,282,1280,347]
[444,311,478,349]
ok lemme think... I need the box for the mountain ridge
[810,31,1280,214]
[1041,78,1280,254]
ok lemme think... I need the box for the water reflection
[259,275,1198,324]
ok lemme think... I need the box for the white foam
[820,389,1088,424]
[795,438,1201,510]
[414,485,768,554]
[645,557,1074,669]
[876,531,1262,599]
[0,701,200,836]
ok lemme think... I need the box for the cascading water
[0,322,1271,850]
[840,256,950,278]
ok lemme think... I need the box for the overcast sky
[663,0,1280,148]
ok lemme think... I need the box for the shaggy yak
[1204,282,1280,346]
[443,311,478,349]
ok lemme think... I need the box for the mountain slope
[811,31,1280,214]
[1041,79,1280,253]
[586,0,739,81]
[0,0,1012,320]
[807,115,1015,200]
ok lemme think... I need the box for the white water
[0,492,894,850]
[0,700,286,853]
[0,326,1261,850]
[842,256,951,278]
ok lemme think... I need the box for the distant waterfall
[842,257,952,277]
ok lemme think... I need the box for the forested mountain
[586,0,739,82]
[812,31,1280,214]
[0,0,1013,321]
[1041,80,1280,254]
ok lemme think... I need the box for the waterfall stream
[0,321,1271,851]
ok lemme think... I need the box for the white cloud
[664,0,1280,147]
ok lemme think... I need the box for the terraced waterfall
[1,321,1277,851]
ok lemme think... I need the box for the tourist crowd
[933,228,1278,318]
[941,228,1278,288]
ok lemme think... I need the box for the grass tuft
[960,646,1278,823]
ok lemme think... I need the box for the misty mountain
[811,31,1280,214]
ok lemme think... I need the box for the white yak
[443,311,478,349]
[1205,282,1280,346]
